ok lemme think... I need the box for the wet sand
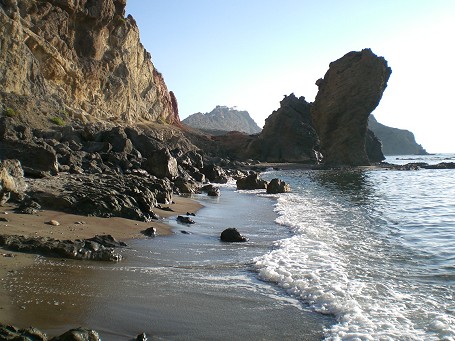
[0,195,202,324]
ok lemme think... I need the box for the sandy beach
[0,195,202,324]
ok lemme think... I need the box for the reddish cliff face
[311,49,391,166]
[0,0,180,126]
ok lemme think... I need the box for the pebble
[47,220,60,226]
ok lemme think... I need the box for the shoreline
[0,195,203,325]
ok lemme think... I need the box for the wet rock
[86,234,127,248]
[311,49,392,165]
[236,173,268,190]
[136,332,148,341]
[266,178,291,194]
[177,216,195,224]
[142,227,157,237]
[201,184,220,197]
[0,234,123,261]
[220,228,248,242]
[0,324,47,341]
[50,327,101,341]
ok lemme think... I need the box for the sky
[126,0,455,153]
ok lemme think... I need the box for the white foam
[254,192,455,340]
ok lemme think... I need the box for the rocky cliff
[246,94,320,162]
[0,0,180,127]
[368,115,427,155]
[182,106,262,135]
[311,49,392,166]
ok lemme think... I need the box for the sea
[3,153,455,340]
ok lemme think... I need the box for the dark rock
[201,164,229,183]
[50,327,101,341]
[142,227,157,237]
[177,216,195,224]
[220,228,248,242]
[180,230,191,234]
[0,140,58,176]
[311,49,392,166]
[136,332,148,341]
[365,129,385,163]
[142,148,178,179]
[0,217,8,222]
[236,173,268,190]
[247,94,320,163]
[0,234,123,261]
[15,199,41,214]
[422,162,455,169]
[266,178,291,194]
[201,184,221,196]
[0,324,47,341]
[186,212,196,216]
[173,177,200,194]
[86,234,127,248]
[98,127,133,154]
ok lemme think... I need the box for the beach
[0,187,331,340]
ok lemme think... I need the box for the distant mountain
[182,106,262,135]
[368,115,428,155]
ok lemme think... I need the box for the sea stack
[311,49,392,166]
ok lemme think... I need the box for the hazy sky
[126,1,454,153]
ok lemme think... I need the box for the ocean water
[3,154,455,340]
[256,154,455,340]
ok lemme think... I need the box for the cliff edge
[0,0,180,127]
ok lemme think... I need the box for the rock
[177,216,195,224]
[142,227,157,237]
[201,184,220,197]
[0,0,180,127]
[200,164,229,183]
[311,49,392,166]
[50,327,101,341]
[220,228,248,242]
[0,217,8,222]
[142,148,178,179]
[247,94,320,163]
[365,129,385,163]
[422,162,455,169]
[0,140,58,176]
[0,159,27,205]
[46,219,60,226]
[186,212,196,216]
[136,332,148,341]
[266,178,291,194]
[236,173,268,190]
[15,199,41,214]
[0,324,47,341]
[86,234,127,248]
[0,234,123,261]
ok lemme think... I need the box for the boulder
[220,228,248,242]
[311,49,392,166]
[177,215,195,224]
[201,164,229,183]
[201,184,221,197]
[0,140,58,176]
[266,178,291,194]
[236,173,268,190]
[50,328,101,341]
[0,324,47,341]
[0,159,27,204]
[142,227,157,237]
[142,148,178,179]
[365,129,385,163]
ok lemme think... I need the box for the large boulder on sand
[311,49,391,166]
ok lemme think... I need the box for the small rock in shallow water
[136,332,148,341]
[177,215,195,224]
[220,228,249,242]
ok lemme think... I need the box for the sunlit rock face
[311,49,391,166]
[0,0,180,126]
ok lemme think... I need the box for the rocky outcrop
[236,173,268,190]
[0,159,27,204]
[311,49,392,166]
[368,115,428,155]
[365,129,385,162]
[0,324,101,341]
[266,178,291,194]
[0,0,180,127]
[183,106,261,135]
[247,94,320,163]
[0,234,124,261]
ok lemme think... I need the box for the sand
[0,195,202,323]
